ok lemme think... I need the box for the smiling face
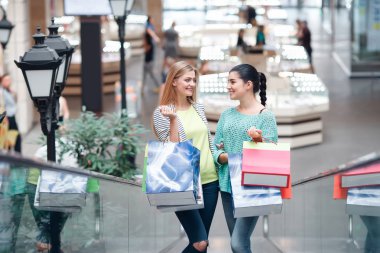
[173,70,196,99]
[227,71,252,100]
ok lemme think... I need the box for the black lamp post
[45,17,74,127]
[45,18,74,96]
[0,5,14,49]
[109,0,135,113]
[14,27,62,162]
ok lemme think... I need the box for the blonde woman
[152,61,219,253]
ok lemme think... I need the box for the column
[80,17,103,113]
[7,0,34,134]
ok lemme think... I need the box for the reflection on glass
[0,158,182,253]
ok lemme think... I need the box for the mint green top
[213,108,278,193]
[177,106,218,184]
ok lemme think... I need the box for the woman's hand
[216,142,224,150]
[160,106,177,120]
[218,153,228,165]
[247,126,263,142]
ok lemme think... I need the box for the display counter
[239,45,312,74]
[198,72,329,148]
[198,46,241,74]
[176,23,249,58]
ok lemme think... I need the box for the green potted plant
[57,109,146,180]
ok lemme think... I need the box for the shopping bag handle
[252,136,278,145]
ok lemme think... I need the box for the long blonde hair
[160,61,199,105]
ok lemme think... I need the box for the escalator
[0,152,182,253]
[1,151,379,253]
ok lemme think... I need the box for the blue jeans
[175,180,219,253]
[221,191,259,253]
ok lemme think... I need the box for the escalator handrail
[3,150,380,189]
[292,151,380,187]
[0,151,141,187]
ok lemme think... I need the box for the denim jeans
[175,180,219,253]
[221,191,259,253]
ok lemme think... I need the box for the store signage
[64,0,111,16]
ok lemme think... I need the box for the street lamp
[45,18,74,96]
[109,0,135,113]
[45,18,74,127]
[0,5,14,49]
[14,27,62,162]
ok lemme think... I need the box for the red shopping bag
[281,175,292,199]
[333,174,347,199]
[242,142,291,188]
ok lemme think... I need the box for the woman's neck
[176,96,191,110]
[237,94,263,113]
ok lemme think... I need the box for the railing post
[348,214,353,239]
[263,215,269,238]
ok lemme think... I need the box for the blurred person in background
[162,21,179,70]
[59,96,70,123]
[256,25,266,46]
[295,19,303,45]
[143,16,161,94]
[299,21,312,63]
[299,20,313,72]
[237,29,248,54]
[0,74,21,153]
[246,5,257,26]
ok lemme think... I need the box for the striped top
[213,107,278,193]
[152,102,218,184]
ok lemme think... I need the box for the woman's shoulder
[192,102,203,108]
[258,108,276,122]
[218,108,236,120]
[223,107,236,115]
[153,106,161,116]
[259,108,275,116]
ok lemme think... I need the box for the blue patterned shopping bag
[346,187,380,216]
[145,140,200,206]
[34,170,88,212]
[229,153,283,218]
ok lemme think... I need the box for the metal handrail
[292,151,380,187]
[3,150,379,188]
[0,151,141,186]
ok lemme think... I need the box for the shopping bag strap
[253,136,278,145]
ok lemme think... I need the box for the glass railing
[0,152,182,253]
[264,151,380,253]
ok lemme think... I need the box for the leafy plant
[57,110,145,179]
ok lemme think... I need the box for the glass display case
[198,71,329,148]
[175,23,249,57]
[266,45,311,73]
[267,72,329,116]
[198,46,241,74]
